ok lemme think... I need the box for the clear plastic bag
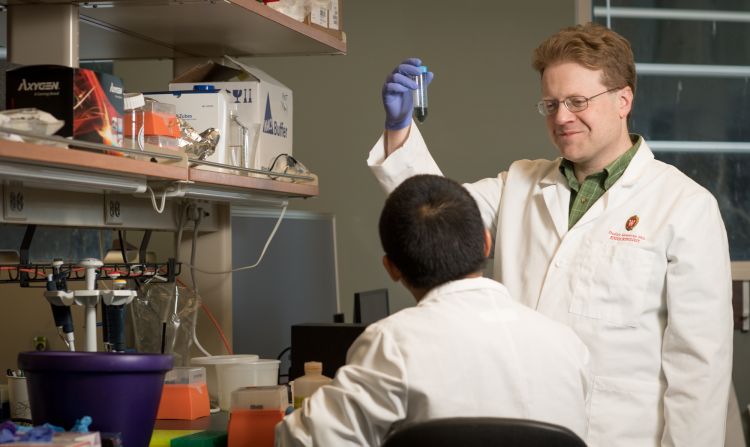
[131,282,199,366]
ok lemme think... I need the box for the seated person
[275,174,590,446]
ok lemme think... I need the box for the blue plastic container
[18,351,173,447]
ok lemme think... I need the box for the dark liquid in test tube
[413,65,429,124]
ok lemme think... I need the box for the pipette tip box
[156,367,210,420]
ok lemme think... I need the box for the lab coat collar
[572,138,655,228]
[539,162,570,238]
[419,277,509,305]
[614,136,654,187]
[538,136,655,234]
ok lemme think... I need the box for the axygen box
[170,56,292,171]
[6,65,124,146]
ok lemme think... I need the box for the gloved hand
[382,58,434,130]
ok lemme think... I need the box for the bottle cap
[123,93,145,111]
[420,65,428,73]
[304,361,323,374]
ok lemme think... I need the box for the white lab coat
[275,277,590,447]
[367,123,733,447]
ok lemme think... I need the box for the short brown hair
[532,23,636,95]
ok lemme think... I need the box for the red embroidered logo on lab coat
[625,215,639,231]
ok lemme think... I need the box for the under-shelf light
[172,183,288,206]
[0,161,148,194]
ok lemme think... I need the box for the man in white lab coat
[275,174,590,447]
[368,23,733,447]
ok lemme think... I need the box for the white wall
[240,0,576,316]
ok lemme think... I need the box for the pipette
[45,259,75,351]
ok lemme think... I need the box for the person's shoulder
[509,157,559,172]
[502,158,560,185]
[514,306,588,351]
[491,286,583,340]
[646,156,717,205]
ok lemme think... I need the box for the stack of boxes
[3,59,294,174]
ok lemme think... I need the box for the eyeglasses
[536,87,621,116]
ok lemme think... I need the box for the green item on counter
[171,430,227,447]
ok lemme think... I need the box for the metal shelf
[0,136,318,198]
[1,0,346,60]
[0,136,317,229]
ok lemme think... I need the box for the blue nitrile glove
[382,58,434,130]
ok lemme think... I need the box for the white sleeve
[661,191,733,446]
[463,175,506,243]
[275,327,408,447]
[366,121,443,194]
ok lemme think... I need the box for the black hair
[378,174,487,291]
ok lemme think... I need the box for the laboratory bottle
[123,93,146,153]
[292,361,332,409]
[412,65,428,123]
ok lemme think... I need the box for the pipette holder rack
[44,256,139,352]
[3,261,181,286]
[43,289,138,306]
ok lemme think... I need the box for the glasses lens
[566,97,588,112]
[537,100,557,116]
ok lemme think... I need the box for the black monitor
[353,288,390,324]
[290,323,367,380]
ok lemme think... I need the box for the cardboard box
[171,56,292,172]
[6,64,124,147]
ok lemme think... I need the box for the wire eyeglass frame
[537,87,622,116]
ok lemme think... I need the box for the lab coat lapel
[539,161,569,239]
[572,141,656,228]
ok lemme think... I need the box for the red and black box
[6,64,124,147]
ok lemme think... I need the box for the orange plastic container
[124,101,180,138]
[227,409,283,447]
[156,382,211,420]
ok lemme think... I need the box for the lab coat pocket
[570,242,658,327]
[586,375,663,447]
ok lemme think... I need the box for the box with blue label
[170,56,292,172]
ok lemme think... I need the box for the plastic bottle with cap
[292,361,332,409]
[123,92,146,152]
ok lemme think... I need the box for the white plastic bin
[214,359,280,411]
[190,354,259,405]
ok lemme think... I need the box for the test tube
[412,65,429,123]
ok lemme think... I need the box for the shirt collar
[420,277,508,304]
[558,134,642,191]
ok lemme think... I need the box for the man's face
[541,62,632,173]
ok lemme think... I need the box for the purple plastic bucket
[18,351,172,447]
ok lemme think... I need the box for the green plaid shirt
[560,136,641,229]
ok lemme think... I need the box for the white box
[171,56,292,172]
[144,89,238,168]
